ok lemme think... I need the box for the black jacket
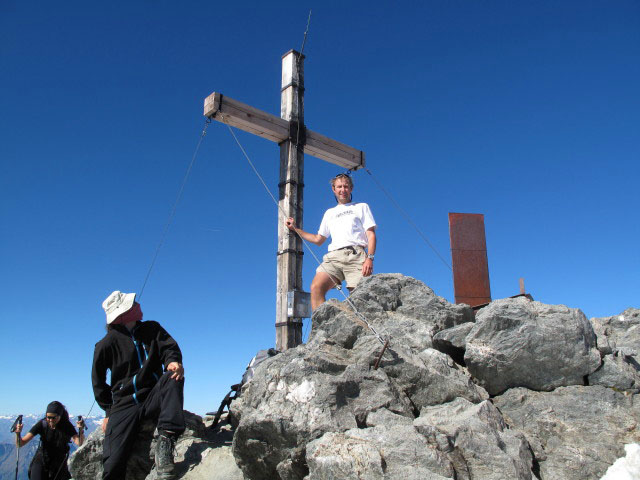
[92,320,182,416]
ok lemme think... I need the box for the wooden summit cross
[203,50,365,351]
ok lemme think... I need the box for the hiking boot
[155,432,176,479]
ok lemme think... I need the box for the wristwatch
[367,254,375,260]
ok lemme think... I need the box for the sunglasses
[46,415,59,420]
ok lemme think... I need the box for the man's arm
[166,361,184,380]
[362,228,376,277]
[91,344,113,417]
[155,323,184,381]
[285,217,326,246]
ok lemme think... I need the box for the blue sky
[1,1,638,416]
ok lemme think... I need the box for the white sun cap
[102,291,137,324]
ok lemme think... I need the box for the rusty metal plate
[449,213,491,307]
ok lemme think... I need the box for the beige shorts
[316,246,366,288]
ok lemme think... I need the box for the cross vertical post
[276,50,305,350]
[203,49,365,351]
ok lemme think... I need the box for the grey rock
[347,274,475,339]
[379,345,488,411]
[181,446,244,480]
[306,424,455,480]
[69,427,108,480]
[415,398,534,480]
[69,411,244,480]
[305,431,385,480]
[364,407,413,428]
[432,322,475,365]
[465,297,601,394]
[589,352,640,393]
[231,344,414,480]
[591,315,613,355]
[180,418,244,480]
[231,274,486,480]
[591,308,640,357]
[494,386,640,480]
[309,273,474,353]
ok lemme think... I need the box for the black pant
[29,453,70,480]
[102,372,185,480]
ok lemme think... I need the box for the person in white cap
[286,173,377,310]
[92,291,185,480]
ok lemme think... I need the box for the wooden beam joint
[288,122,306,145]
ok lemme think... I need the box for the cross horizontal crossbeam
[204,92,365,170]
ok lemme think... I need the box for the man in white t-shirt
[286,173,377,310]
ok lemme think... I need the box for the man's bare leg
[311,272,339,310]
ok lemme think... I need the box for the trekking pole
[10,415,23,480]
[77,415,87,432]
[14,444,19,480]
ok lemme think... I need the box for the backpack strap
[37,419,48,466]
[39,419,47,442]
[210,383,241,429]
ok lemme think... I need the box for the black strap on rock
[210,383,241,430]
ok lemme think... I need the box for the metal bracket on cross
[287,291,311,318]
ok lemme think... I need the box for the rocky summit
[69,274,640,479]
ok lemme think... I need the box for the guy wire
[296,10,312,147]
[84,399,96,420]
[364,168,452,271]
[139,119,212,300]
[299,10,312,58]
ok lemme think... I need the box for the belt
[335,245,363,254]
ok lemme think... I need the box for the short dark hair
[330,173,353,189]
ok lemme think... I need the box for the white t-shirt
[318,202,377,252]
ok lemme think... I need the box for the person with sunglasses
[92,291,185,480]
[286,173,377,310]
[14,400,84,480]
